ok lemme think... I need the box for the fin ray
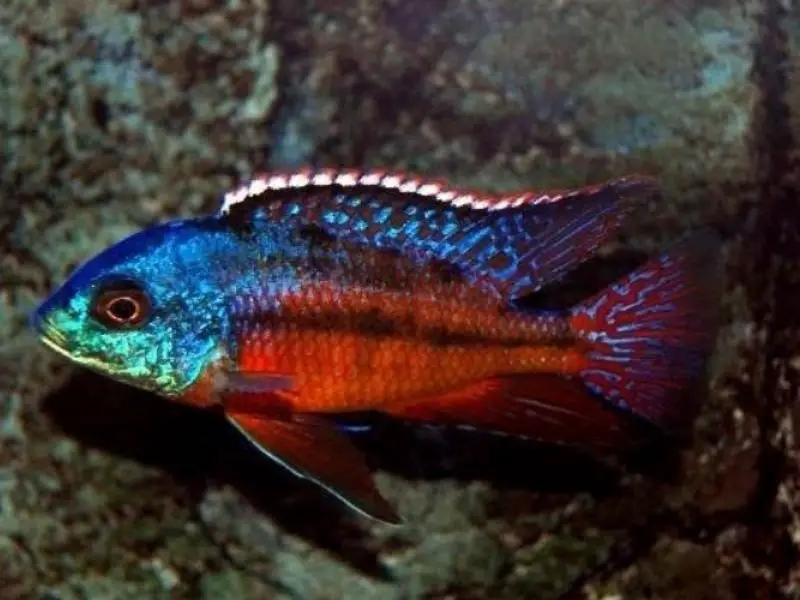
[386,374,641,448]
[569,229,723,431]
[220,371,294,395]
[227,410,401,524]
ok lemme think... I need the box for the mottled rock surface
[1,1,797,599]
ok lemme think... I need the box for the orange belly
[238,328,586,413]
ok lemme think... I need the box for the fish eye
[91,279,152,329]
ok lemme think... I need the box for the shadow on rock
[340,410,686,490]
[40,371,395,580]
[40,357,687,581]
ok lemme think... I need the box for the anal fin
[386,374,641,448]
[227,410,401,525]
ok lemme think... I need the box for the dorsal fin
[217,168,660,299]
[217,168,647,215]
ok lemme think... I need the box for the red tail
[568,230,723,432]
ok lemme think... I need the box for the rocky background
[0,0,797,598]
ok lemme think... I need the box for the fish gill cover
[1,0,799,599]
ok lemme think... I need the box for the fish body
[195,266,583,414]
[32,169,722,524]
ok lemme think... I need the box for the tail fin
[568,229,723,432]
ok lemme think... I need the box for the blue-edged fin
[227,410,401,525]
[568,229,723,432]
[218,170,659,299]
[453,176,660,300]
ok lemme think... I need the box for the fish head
[31,218,232,398]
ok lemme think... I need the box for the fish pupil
[91,279,152,328]
[108,297,138,321]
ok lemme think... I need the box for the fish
[31,168,722,525]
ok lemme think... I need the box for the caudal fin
[568,229,723,432]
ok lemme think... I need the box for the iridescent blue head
[30,217,256,398]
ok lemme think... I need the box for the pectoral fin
[227,411,401,525]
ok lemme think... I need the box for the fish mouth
[35,317,75,361]
[39,331,71,358]
[35,317,112,375]
[31,307,79,362]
